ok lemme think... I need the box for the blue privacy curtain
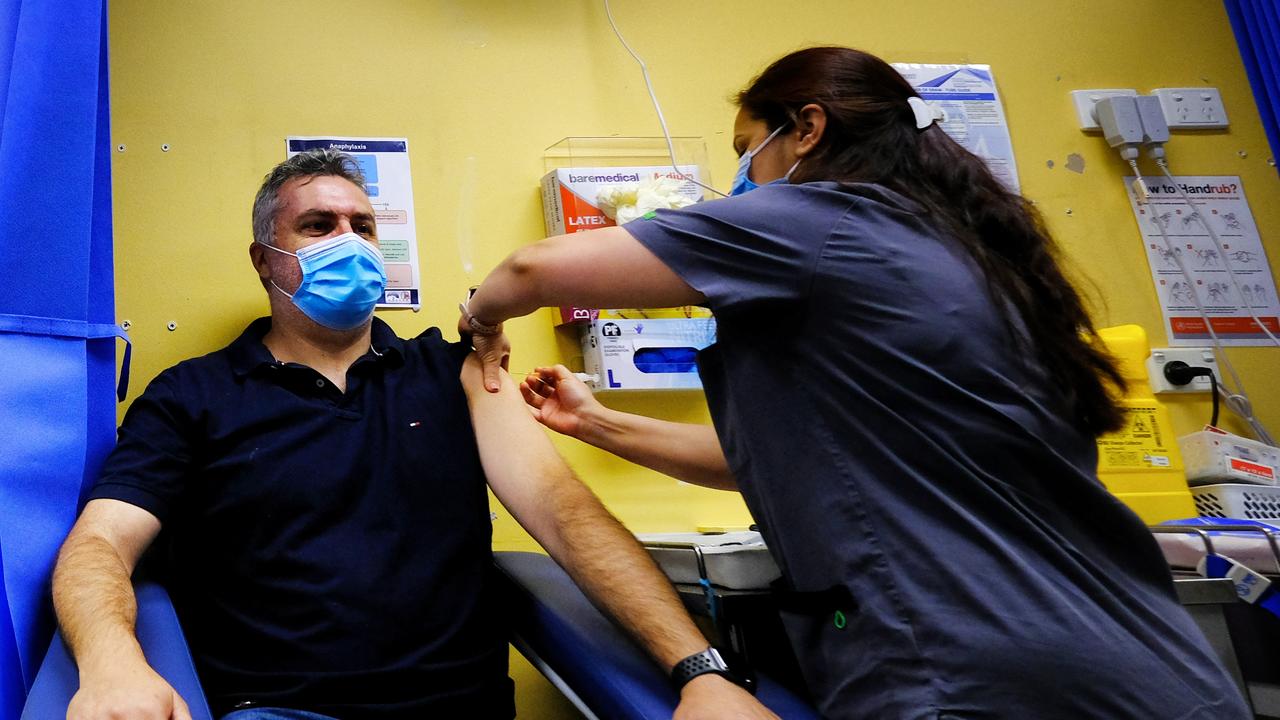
[0,0,123,716]
[1224,0,1280,169]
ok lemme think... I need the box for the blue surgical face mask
[730,123,800,196]
[259,232,387,331]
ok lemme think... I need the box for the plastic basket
[1190,483,1280,522]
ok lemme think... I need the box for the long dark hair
[739,47,1126,435]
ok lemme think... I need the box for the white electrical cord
[1136,157,1275,445]
[602,0,728,199]
[1156,159,1280,350]
[1128,159,1151,200]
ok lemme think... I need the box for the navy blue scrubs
[88,318,512,719]
[625,183,1249,719]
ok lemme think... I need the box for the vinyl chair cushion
[493,551,819,719]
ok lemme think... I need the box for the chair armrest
[494,551,819,720]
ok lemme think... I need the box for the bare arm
[460,226,704,390]
[53,499,191,720]
[462,357,774,719]
[522,366,736,490]
[468,226,703,322]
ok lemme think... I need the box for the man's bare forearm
[56,502,190,719]
[465,360,710,670]
[540,472,710,670]
[52,531,147,675]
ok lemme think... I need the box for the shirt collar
[369,317,405,360]
[229,317,405,378]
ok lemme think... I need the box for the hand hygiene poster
[1125,175,1279,345]
[286,136,422,309]
[893,63,1021,192]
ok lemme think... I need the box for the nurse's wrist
[458,298,502,337]
[573,403,621,445]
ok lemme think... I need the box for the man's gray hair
[251,148,367,246]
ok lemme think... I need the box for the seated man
[52,149,772,720]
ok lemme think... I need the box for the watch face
[707,647,729,671]
[709,647,757,692]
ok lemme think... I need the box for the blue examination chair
[22,554,818,719]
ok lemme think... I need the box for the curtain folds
[1224,0,1280,170]
[0,1,118,716]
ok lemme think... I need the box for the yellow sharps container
[1094,325,1198,524]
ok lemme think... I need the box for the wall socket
[1152,87,1229,129]
[1071,89,1139,130]
[1072,87,1228,131]
[1146,347,1218,394]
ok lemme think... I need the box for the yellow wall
[107,1,1278,716]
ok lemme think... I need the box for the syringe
[524,371,601,386]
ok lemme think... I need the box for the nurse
[460,47,1249,719]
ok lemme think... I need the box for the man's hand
[520,365,603,439]
[674,675,780,720]
[68,661,191,720]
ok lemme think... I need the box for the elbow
[719,472,740,491]
[501,241,559,308]
[506,244,542,287]
[704,470,741,492]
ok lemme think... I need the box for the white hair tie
[907,96,941,130]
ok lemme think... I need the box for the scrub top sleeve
[87,369,197,524]
[621,187,830,314]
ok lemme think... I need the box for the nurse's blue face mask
[730,122,801,196]
[259,232,387,331]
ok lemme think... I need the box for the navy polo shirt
[625,183,1248,719]
[88,318,513,719]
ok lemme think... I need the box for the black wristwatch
[670,647,757,695]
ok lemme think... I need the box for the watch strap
[670,647,756,694]
[458,299,502,336]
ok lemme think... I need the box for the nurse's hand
[458,314,510,393]
[675,675,780,719]
[520,365,602,439]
